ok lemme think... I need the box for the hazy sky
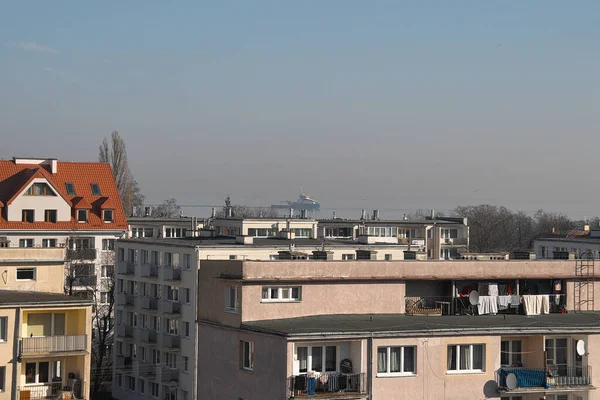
[1,1,598,218]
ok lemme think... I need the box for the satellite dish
[469,290,480,305]
[506,373,518,390]
[577,340,586,356]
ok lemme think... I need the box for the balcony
[163,265,181,281]
[66,248,97,260]
[161,368,179,384]
[497,366,592,393]
[163,334,181,350]
[139,329,158,344]
[20,335,88,355]
[71,275,98,286]
[141,264,159,278]
[18,381,84,400]
[116,324,134,339]
[440,237,468,246]
[117,261,135,276]
[117,293,135,308]
[162,300,181,316]
[289,373,366,398]
[116,355,133,371]
[405,296,454,316]
[138,360,157,377]
[140,297,158,311]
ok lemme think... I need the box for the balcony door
[546,338,568,376]
[296,345,338,374]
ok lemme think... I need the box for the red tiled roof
[0,160,128,231]
[72,197,92,209]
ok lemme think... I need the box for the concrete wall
[7,178,71,222]
[0,308,18,400]
[197,324,288,400]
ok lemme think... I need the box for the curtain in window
[460,345,471,370]
[447,346,457,370]
[298,347,308,373]
[472,345,484,370]
[377,348,387,373]
[390,347,401,372]
[312,347,323,372]
[325,346,337,372]
[404,347,415,373]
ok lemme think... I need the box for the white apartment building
[128,216,203,240]
[534,227,600,260]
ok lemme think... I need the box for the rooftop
[0,290,93,306]
[240,312,600,337]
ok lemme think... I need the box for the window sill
[261,299,302,303]
[241,367,253,373]
[446,370,485,375]
[377,373,417,378]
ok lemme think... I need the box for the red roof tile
[0,160,128,231]
[71,197,92,209]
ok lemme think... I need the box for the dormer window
[77,209,88,223]
[103,209,114,223]
[65,182,76,195]
[91,183,101,196]
[26,183,56,196]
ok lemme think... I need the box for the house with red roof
[0,157,128,298]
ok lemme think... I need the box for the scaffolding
[574,251,595,312]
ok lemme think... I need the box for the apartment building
[128,216,203,240]
[534,226,600,260]
[196,259,600,400]
[0,157,128,299]
[0,247,93,400]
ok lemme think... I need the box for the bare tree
[151,198,181,218]
[217,196,280,218]
[99,131,144,215]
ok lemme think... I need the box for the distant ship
[271,191,321,211]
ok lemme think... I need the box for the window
[65,182,76,195]
[42,238,57,248]
[325,227,353,238]
[184,322,190,337]
[22,209,34,223]
[150,382,160,398]
[225,286,238,313]
[116,373,122,388]
[140,346,147,362]
[165,318,179,335]
[26,183,55,196]
[138,378,145,394]
[229,255,237,260]
[77,209,88,223]
[145,228,154,237]
[101,265,114,278]
[25,361,50,384]
[17,268,36,280]
[152,349,161,365]
[102,239,115,250]
[377,346,416,376]
[163,385,178,400]
[261,287,301,302]
[166,353,178,369]
[165,228,186,238]
[100,292,109,304]
[127,375,136,391]
[447,344,485,373]
[166,285,179,302]
[292,228,312,238]
[104,209,113,222]
[184,254,191,269]
[384,254,392,261]
[546,338,568,376]
[183,356,189,372]
[91,183,102,196]
[0,366,5,392]
[184,288,191,304]
[501,340,522,367]
[297,345,337,373]
[44,209,57,223]
[342,254,355,260]
[240,341,254,371]
[0,317,7,342]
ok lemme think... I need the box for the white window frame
[16,268,36,281]
[241,340,254,371]
[296,344,339,374]
[166,352,178,369]
[77,209,88,223]
[261,287,301,302]
[342,254,355,261]
[377,346,417,376]
[103,209,114,223]
[42,238,57,248]
[224,286,239,314]
[447,344,485,374]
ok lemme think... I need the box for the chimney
[332,210,337,219]
[226,206,233,218]
[132,206,137,217]
[144,206,151,217]
[289,208,294,218]
[179,210,184,218]
[211,207,216,218]
[403,213,408,221]
[430,209,435,219]
[372,209,380,220]
[361,209,367,220]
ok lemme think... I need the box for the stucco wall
[7,178,71,222]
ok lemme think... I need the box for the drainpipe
[11,307,21,400]
[367,337,373,399]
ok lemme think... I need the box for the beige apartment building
[0,247,93,400]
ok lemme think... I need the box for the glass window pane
[472,345,484,370]
[26,363,36,383]
[53,313,66,336]
[298,347,308,373]
[311,347,323,372]
[39,362,49,383]
[403,347,415,373]
[377,348,387,373]
[501,341,509,366]
[325,346,336,372]
[390,347,401,372]
[460,345,471,370]
[447,346,457,370]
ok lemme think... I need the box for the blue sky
[1,2,599,217]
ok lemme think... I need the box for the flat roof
[0,290,93,307]
[240,312,600,338]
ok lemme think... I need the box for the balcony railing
[497,366,592,391]
[405,296,454,316]
[117,293,135,308]
[163,334,181,350]
[66,248,97,260]
[138,360,157,377]
[116,324,134,338]
[289,373,366,397]
[141,297,158,311]
[71,275,98,287]
[141,264,159,278]
[117,261,135,275]
[162,300,181,315]
[139,329,158,344]
[18,381,84,400]
[161,368,179,384]
[20,335,87,355]
[116,355,133,370]
[163,265,181,281]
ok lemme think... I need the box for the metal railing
[141,264,159,278]
[441,237,468,246]
[405,296,454,316]
[117,293,135,307]
[497,366,592,390]
[141,297,158,310]
[162,300,181,315]
[139,328,158,344]
[66,248,97,260]
[72,275,98,286]
[20,335,87,354]
[117,261,135,275]
[163,265,181,281]
[18,380,84,399]
[161,368,179,384]
[289,373,366,397]
[116,355,133,370]
[116,324,133,338]
[162,334,181,349]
